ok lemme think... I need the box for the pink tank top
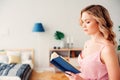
[78,45,108,80]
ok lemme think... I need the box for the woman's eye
[86,21,90,24]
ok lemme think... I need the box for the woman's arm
[101,46,120,80]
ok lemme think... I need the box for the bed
[0,49,34,80]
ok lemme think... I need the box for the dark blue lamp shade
[32,23,45,32]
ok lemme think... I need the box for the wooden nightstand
[29,70,69,80]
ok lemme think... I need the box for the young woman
[65,4,120,80]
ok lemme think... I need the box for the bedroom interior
[0,0,120,80]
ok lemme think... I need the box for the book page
[50,52,59,60]
[50,52,69,62]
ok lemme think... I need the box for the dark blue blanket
[0,63,32,80]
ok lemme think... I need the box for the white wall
[0,0,120,70]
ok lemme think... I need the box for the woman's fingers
[65,71,83,80]
[65,71,75,76]
[65,71,75,80]
[65,72,72,76]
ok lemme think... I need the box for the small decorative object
[66,37,70,48]
[53,46,57,49]
[58,47,61,49]
[54,31,65,48]
[70,36,74,48]
[66,36,74,49]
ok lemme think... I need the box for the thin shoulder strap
[99,44,114,52]
[99,45,105,54]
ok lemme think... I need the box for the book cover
[50,52,80,74]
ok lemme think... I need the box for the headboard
[0,48,34,68]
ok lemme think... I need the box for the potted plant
[118,45,120,50]
[54,31,65,49]
[118,39,120,51]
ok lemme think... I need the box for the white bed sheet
[0,76,21,80]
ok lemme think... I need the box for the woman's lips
[84,29,88,31]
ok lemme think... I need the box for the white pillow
[22,60,33,68]
[0,54,8,63]
[21,51,31,62]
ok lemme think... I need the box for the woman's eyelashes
[80,20,91,27]
[82,20,90,24]
[86,21,90,24]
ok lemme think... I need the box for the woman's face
[81,12,100,35]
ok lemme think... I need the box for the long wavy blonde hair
[80,5,117,46]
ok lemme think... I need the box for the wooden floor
[30,70,69,80]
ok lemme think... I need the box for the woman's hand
[65,71,84,80]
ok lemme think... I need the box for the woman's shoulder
[101,40,116,56]
[102,45,115,54]
[100,40,116,63]
[96,38,115,47]
[102,40,115,48]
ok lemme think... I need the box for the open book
[50,52,80,74]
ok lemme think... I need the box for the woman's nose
[82,23,86,28]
